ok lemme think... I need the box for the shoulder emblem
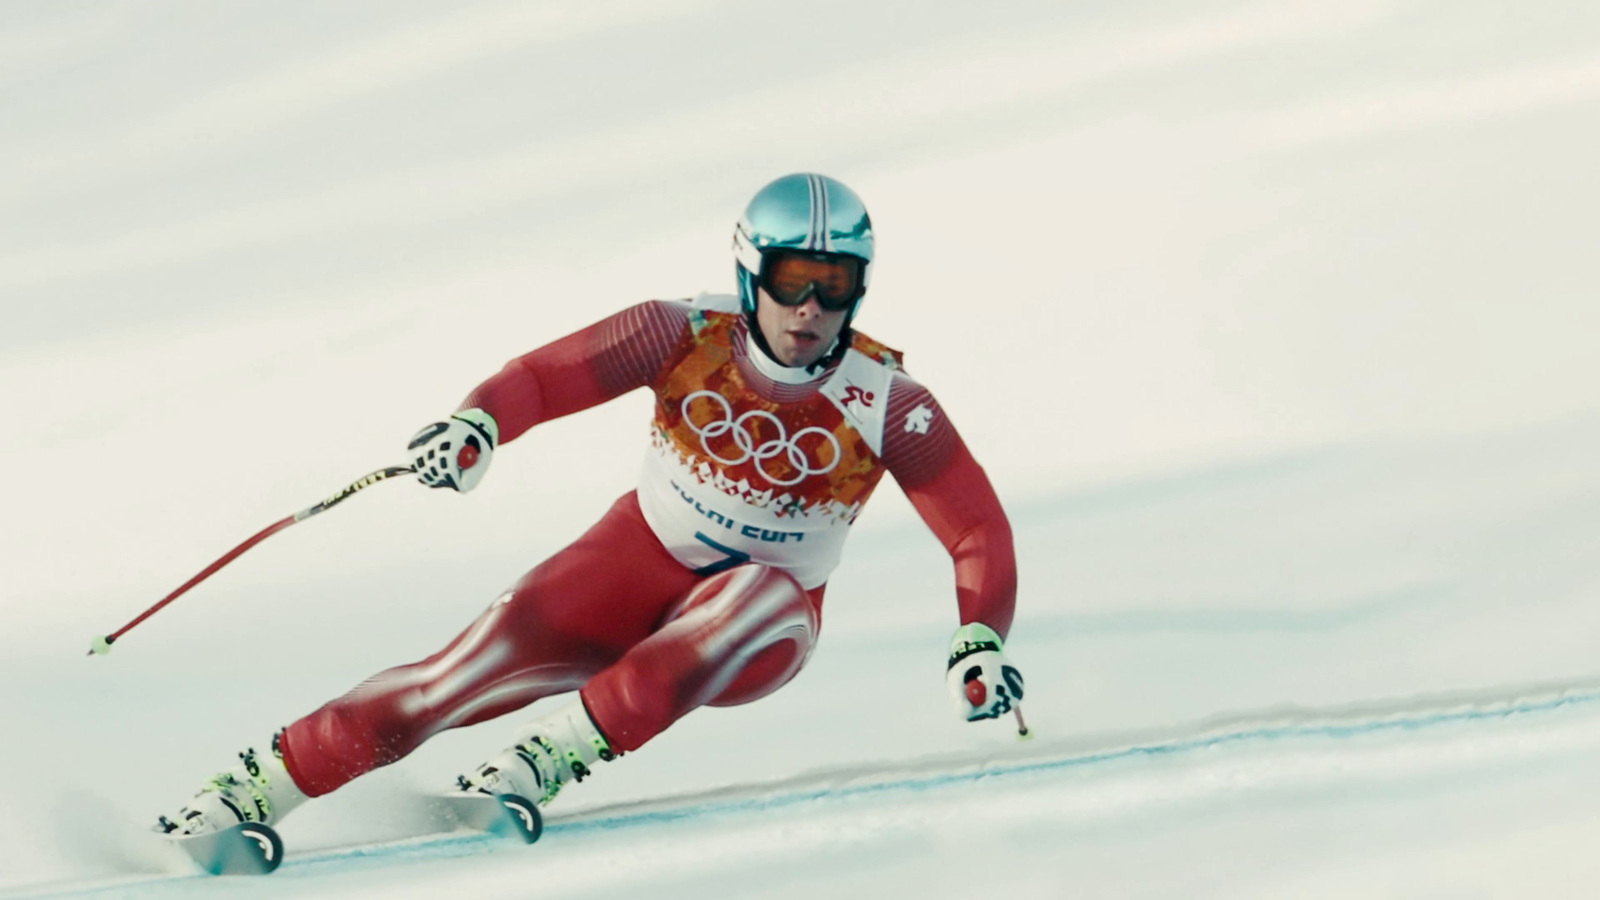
[904,404,935,436]
[820,348,896,456]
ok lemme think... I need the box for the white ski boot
[157,732,309,837]
[457,701,615,806]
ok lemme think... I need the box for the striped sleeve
[591,300,695,397]
[880,372,958,489]
[882,372,1017,638]
[460,300,692,444]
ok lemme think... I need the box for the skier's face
[754,287,849,368]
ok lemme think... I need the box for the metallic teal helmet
[733,173,875,321]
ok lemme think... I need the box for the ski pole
[1013,704,1031,739]
[88,465,416,657]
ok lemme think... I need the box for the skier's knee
[707,634,812,707]
[694,566,818,707]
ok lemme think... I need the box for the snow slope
[4,414,1600,898]
[3,0,1599,896]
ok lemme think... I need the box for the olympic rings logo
[681,390,842,486]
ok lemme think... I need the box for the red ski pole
[87,465,415,657]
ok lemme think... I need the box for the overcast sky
[3,0,1598,618]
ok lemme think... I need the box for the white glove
[408,408,499,493]
[946,623,1024,722]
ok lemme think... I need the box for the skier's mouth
[787,329,819,344]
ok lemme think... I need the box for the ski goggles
[759,250,866,312]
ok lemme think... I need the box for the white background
[2,1,1598,896]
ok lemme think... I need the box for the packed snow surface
[3,0,1599,896]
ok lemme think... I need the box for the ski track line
[13,682,1600,899]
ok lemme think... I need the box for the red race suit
[279,294,1016,796]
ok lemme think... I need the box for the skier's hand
[408,408,499,493]
[946,623,1023,722]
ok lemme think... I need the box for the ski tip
[497,794,544,845]
[169,821,284,876]
[437,791,543,844]
[236,822,285,875]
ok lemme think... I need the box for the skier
[158,173,1021,838]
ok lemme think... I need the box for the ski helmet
[733,173,875,322]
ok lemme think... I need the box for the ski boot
[456,700,615,807]
[156,731,309,837]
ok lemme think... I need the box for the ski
[167,820,284,875]
[436,791,543,844]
